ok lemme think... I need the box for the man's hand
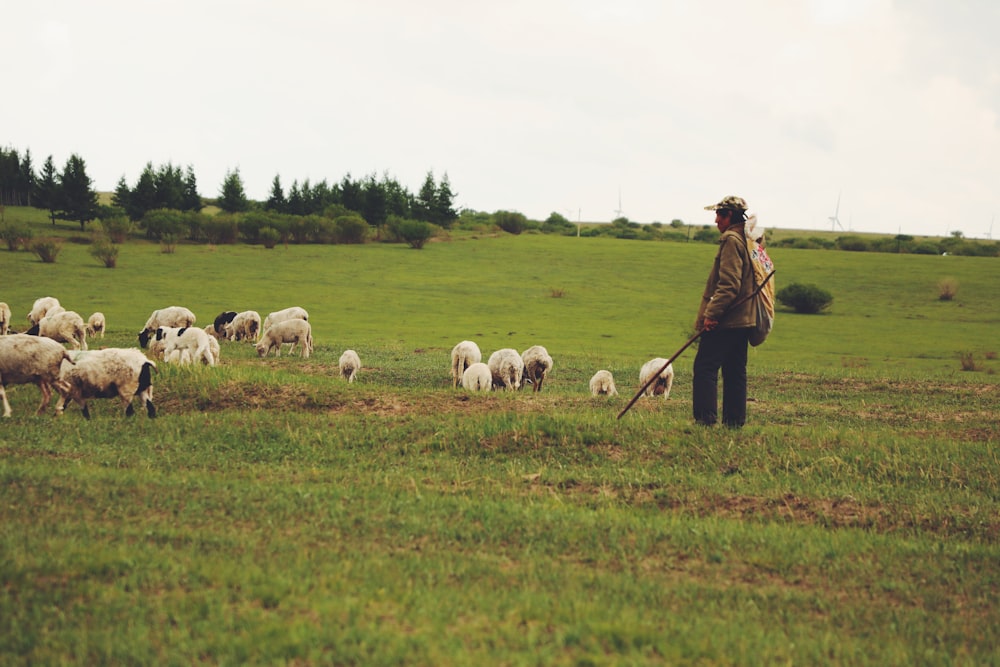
[702,318,719,332]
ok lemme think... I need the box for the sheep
[138,306,196,348]
[589,370,619,397]
[487,348,524,391]
[338,349,361,382]
[29,310,88,350]
[0,334,75,417]
[27,296,61,325]
[225,310,262,342]
[146,336,167,361]
[204,324,224,340]
[256,319,313,358]
[639,358,674,399]
[212,311,238,338]
[155,326,216,366]
[0,302,11,336]
[461,362,493,392]
[86,312,106,339]
[450,340,482,388]
[262,306,309,332]
[55,348,156,419]
[521,345,553,393]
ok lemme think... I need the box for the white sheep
[225,310,262,342]
[138,306,196,347]
[56,348,157,419]
[589,370,619,397]
[203,324,224,340]
[521,345,553,393]
[156,326,216,366]
[31,310,88,350]
[86,312,106,339]
[256,319,313,358]
[461,362,493,392]
[639,358,674,399]
[0,334,75,417]
[487,348,524,391]
[262,306,309,332]
[450,340,482,388]
[0,302,11,336]
[338,349,361,382]
[27,296,61,325]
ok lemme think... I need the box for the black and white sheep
[155,326,217,366]
[639,358,674,399]
[450,340,482,388]
[521,345,553,393]
[339,349,361,382]
[212,311,238,338]
[461,362,493,392]
[27,296,61,325]
[225,310,262,342]
[0,302,11,336]
[56,348,156,419]
[262,306,309,332]
[29,310,88,350]
[487,348,524,391]
[256,319,313,358]
[589,370,618,397]
[86,312,106,339]
[0,334,75,417]
[138,306,196,348]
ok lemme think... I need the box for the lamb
[138,306,196,347]
[0,334,75,417]
[212,311,238,338]
[155,326,216,366]
[225,310,262,342]
[256,319,313,358]
[450,340,482,388]
[27,296,61,325]
[521,345,553,393]
[29,310,88,350]
[639,358,674,399]
[86,312,106,339]
[589,370,619,397]
[338,349,361,382]
[487,348,524,391]
[55,348,156,419]
[461,362,493,392]
[262,306,309,332]
[0,302,11,335]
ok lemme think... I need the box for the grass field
[1,210,998,665]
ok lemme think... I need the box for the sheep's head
[255,342,268,358]
[138,329,151,348]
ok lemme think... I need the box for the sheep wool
[461,362,493,392]
[450,340,482,388]
[0,334,74,417]
[257,319,313,358]
[487,348,524,391]
[589,370,618,397]
[639,358,674,399]
[521,345,553,393]
[57,348,156,419]
[339,349,361,382]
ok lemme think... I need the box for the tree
[57,153,98,230]
[182,165,202,212]
[493,210,527,235]
[414,171,436,223]
[362,173,387,230]
[432,172,458,227]
[265,174,286,212]
[35,155,60,225]
[218,168,250,213]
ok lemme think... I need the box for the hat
[704,195,748,212]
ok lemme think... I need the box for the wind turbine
[987,215,994,240]
[613,188,624,220]
[828,193,845,231]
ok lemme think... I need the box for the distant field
[0,210,997,664]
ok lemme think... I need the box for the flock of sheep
[0,295,676,419]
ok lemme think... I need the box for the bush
[0,223,32,251]
[141,209,189,241]
[99,215,133,243]
[776,282,834,314]
[397,219,435,249]
[333,215,369,244]
[89,237,119,268]
[201,216,240,244]
[160,234,178,254]
[30,238,63,263]
[938,278,958,301]
[836,236,870,252]
[258,226,281,249]
[493,210,527,235]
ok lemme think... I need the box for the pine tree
[57,153,99,230]
[432,172,458,228]
[218,168,250,213]
[265,174,286,212]
[35,155,60,225]
[182,165,202,212]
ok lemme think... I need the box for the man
[693,195,756,427]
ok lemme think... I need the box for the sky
[5,0,999,238]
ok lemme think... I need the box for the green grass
[1,210,998,665]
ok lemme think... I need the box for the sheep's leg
[81,402,91,419]
[0,385,11,418]
[534,375,543,393]
[35,382,52,415]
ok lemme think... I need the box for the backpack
[744,230,775,346]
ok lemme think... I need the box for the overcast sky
[5,1,998,238]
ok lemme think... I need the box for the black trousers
[692,327,751,427]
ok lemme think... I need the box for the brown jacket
[696,224,755,330]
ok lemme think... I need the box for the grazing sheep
[29,310,88,350]
[339,349,361,382]
[213,311,238,338]
[146,336,167,361]
[589,370,619,397]
[56,348,156,419]
[86,312,106,339]
[27,296,61,325]
[521,345,553,393]
[639,358,674,399]
[207,335,221,366]
[450,340,482,388]
[0,334,75,417]
[0,302,11,335]
[156,326,216,366]
[462,362,493,392]
[225,310,262,342]
[204,324,224,340]
[487,348,524,391]
[138,306,196,347]
[262,306,309,332]
[256,319,313,358]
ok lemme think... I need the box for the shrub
[30,238,63,263]
[201,216,240,244]
[160,234,178,254]
[836,236,870,252]
[937,278,958,301]
[0,223,32,251]
[493,210,527,235]
[959,351,978,372]
[397,219,435,249]
[259,226,280,249]
[99,214,134,243]
[776,283,833,314]
[333,215,369,244]
[89,237,119,268]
